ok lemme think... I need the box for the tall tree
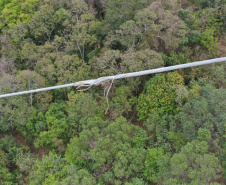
[0,74,36,132]
[137,72,184,120]
[65,117,147,184]
[0,0,39,29]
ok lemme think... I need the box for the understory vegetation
[0,0,226,184]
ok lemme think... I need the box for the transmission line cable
[0,57,225,99]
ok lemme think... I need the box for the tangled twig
[75,78,115,114]
[104,78,114,114]
[76,84,93,91]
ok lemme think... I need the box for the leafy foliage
[162,139,221,184]
[173,85,226,142]
[144,148,163,182]
[0,0,225,184]
[65,117,147,184]
[0,0,39,29]
[137,72,184,120]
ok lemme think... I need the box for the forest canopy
[0,0,226,184]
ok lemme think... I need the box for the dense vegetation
[0,0,226,184]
